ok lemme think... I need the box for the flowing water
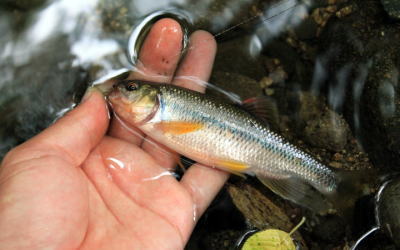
[0,0,399,249]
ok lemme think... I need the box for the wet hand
[0,18,229,249]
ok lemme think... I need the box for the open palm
[0,19,229,250]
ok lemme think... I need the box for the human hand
[0,18,229,250]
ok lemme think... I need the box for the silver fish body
[134,84,337,194]
[108,80,376,211]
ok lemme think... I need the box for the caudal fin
[257,169,384,216]
[329,169,384,217]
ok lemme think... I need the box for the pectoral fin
[155,121,204,135]
[257,175,331,212]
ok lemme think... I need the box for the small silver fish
[108,80,360,211]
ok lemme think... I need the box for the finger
[109,18,183,147]
[133,18,184,82]
[180,164,229,223]
[173,30,217,92]
[140,30,218,168]
[84,137,195,245]
[176,32,231,219]
[2,89,109,168]
[140,137,178,171]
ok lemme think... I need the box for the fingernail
[82,86,100,103]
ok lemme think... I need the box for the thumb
[2,88,110,168]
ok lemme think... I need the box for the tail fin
[257,169,385,216]
[329,169,386,217]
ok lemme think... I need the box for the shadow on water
[1,0,400,249]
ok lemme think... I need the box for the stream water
[0,0,399,249]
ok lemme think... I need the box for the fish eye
[125,82,138,91]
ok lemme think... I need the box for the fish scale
[137,84,337,194]
[109,80,341,209]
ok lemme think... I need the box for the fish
[107,79,366,212]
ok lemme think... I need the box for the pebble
[259,77,274,89]
[329,161,342,169]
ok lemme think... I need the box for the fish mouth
[108,87,136,106]
[107,89,125,104]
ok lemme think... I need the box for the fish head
[108,80,159,125]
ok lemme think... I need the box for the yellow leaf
[242,217,305,250]
[242,229,295,250]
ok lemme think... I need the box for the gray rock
[98,0,138,36]
[209,71,262,101]
[311,215,346,243]
[0,0,48,10]
[317,0,400,168]
[278,91,350,152]
[213,35,267,81]
[0,35,88,159]
[361,54,400,167]
[377,177,400,247]
[381,0,400,20]
[304,109,350,152]
[200,230,243,250]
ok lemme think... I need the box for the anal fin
[257,175,332,213]
[215,159,250,178]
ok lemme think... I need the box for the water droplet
[127,9,192,65]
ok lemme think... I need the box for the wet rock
[294,18,319,40]
[200,230,243,250]
[381,0,400,20]
[281,91,350,152]
[304,109,350,152]
[209,71,262,100]
[272,89,372,171]
[263,39,304,79]
[262,58,288,84]
[0,35,88,159]
[318,0,400,168]
[294,92,326,130]
[184,0,264,35]
[377,177,400,247]
[311,215,346,243]
[0,0,48,10]
[227,182,307,248]
[361,55,400,167]
[98,0,135,36]
[213,35,267,81]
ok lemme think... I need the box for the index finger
[176,31,230,222]
[109,18,183,146]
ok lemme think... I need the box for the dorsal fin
[241,97,280,131]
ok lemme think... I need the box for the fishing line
[123,0,308,100]
[92,0,310,174]
[213,0,303,38]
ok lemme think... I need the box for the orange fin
[156,121,204,135]
[215,159,250,178]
